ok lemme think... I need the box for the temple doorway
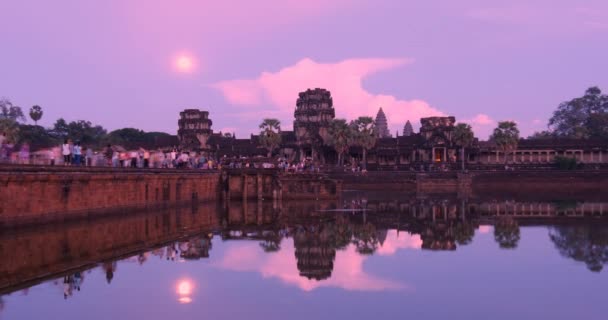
[433,148,446,162]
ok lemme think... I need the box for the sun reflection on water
[176,278,194,304]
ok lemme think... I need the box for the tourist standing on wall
[72,142,82,166]
[130,150,138,168]
[0,132,6,163]
[62,139,71,166]
[85,147,94,166]
[103,144,113,167]
[19,143,30,164]
[143,149,150,168]
[112,149,119,167]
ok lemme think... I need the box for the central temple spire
[375,107,391,138]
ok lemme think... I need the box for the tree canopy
[0,98,25,122]
[258,118,282,157]
[548,86,608,139]
[453,123,475,147]
[491,121,520,153]
[350,116,377,169]
[327,119,354,166]
[50,118,107,145]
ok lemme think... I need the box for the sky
[1,0,607,140]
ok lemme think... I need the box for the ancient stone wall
[0,167,221,225]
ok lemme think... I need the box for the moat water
[1,192,608,320]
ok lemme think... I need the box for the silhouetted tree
[0,98,25,122]
[491,121,520,164]
[327,119,354,166]
[259,118,282,158]
[351,116,376,169]
[549,86,608,138]
[453,123,475,171]
[29,105,43,125]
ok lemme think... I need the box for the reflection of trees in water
[352,222,382,255]
[334,215,355,250]
[549,225,608,272]
[494,217,521,249]
[454,221,477,246]
[260,231,282,252]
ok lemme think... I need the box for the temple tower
[375,107,391,138]
[293,88,335,160]
[177,109,213,149]
[403,120,414,136]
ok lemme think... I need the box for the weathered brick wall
[471,171,608,197]
[0,168,221,224]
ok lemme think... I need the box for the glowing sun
[174,54,196,73]
[177,280,193,295]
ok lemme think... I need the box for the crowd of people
[0,135,226,169]
[1,132,369,172]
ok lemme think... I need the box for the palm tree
[29,105,43,126]
[327,119,353,166]
[491,121,520,164]
[259,118,282,158]
[351,116,377,169]
[453,123,475,171]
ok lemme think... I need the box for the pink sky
[1,0,607,139]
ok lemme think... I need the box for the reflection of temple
[180,235,213,260]
[294,224,336,281]
[177,87,608,168]
[2,198,608,299]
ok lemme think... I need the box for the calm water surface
[1,195,608,320]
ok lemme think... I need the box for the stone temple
[178,87,608,169]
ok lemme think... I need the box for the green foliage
[549,86,608,139]
[550,225,608,272]
[491,121,520,163]
[350,116,377,169]
[49,118,107,145]
[0,118,20,143]
[29,105,43,125]
[104,129,174,149]
[554,155,578,170]
[17,124,58,147]
[453,123,474,147]
[258,118,282,157]
[494,218,520,249]
[327,119,354,165]
[0,98,25,122]
[106,128,146,144]
[528,130,554,139]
